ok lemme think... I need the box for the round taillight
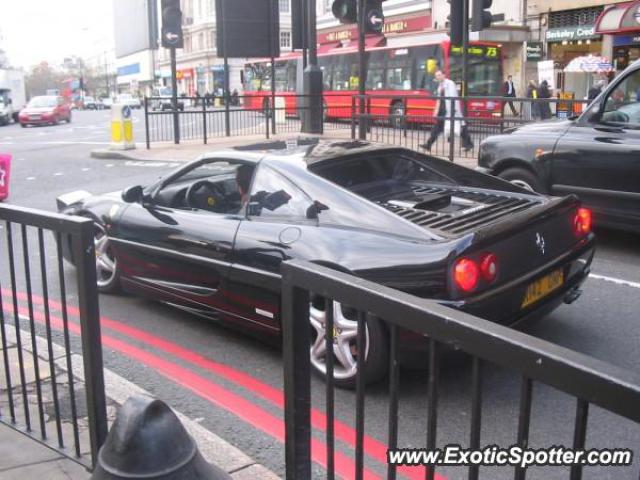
[573,208,592,235]
[454,258,480,292]
[479,253,499,283]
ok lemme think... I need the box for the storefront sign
[319,14,430,44]
[613,35,640,46]
[545,26,599,42]
[526,42,543,61]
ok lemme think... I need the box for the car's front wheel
[93,223,120,293]
[498,167,542,193]
[309,299,388,388]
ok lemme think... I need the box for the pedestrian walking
[588,80,605,103]
[537,80,552,120]
[524,80,539,120]
[420,70,474,152]
[502,75,519,116]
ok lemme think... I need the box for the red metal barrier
[0,154,11,201]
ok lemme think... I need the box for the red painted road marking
[6,302,381,480]
[3,290,444,480]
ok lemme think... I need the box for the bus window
[411,46,443,94]
[365,51,386,90]
[385,49,412,90]
[333,53,358,91]
[318,56,334,91]
[449,46,503,96]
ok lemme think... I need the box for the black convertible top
[231,138,399,165]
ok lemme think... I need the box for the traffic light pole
[170,46,180,144]
[302,0,323,134]
[462,0,469,103]
[357,0,366,140]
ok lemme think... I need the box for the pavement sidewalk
[0,322,280,479]
[91,129,478,170]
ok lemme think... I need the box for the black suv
[478,61,640,233]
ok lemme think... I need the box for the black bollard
[91,396,231,479]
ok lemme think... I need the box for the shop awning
[564,55,614,73]
[595,1,640,34]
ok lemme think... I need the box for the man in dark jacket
[502,75,518,116]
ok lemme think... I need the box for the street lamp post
[302,0,323,134]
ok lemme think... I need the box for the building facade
[155,0,293,96]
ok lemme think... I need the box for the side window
[601,70,640,126]
[248,165,311,220]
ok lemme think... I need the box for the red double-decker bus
[242,39,504,122]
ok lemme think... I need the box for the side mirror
[122,185,144,203]
[306,200,329,220]
[586,104,602,123]
[247,201,262,216]
[6,98,12,105]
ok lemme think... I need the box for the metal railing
[353,95,591,162]
[281,259,640,480]
[0,204,107,469]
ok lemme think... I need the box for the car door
[230,163,319,330]
[549,69,640,228]
[112,161,243,317]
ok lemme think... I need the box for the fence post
[202,97,208,145]
[72,220,108,468]
[265,101,270,140]
[449,98,455,163]
[351,96,356,140]
[144,97,150,150]
[402,97,408,140]
[282,267,311,480]
[225,92,231,137]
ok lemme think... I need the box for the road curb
[10,321,281,479]
[90,148,159,162]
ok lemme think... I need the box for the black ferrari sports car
[57,140,595,386]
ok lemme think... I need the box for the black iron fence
[144,93,591,160]
[281,260,640,480]
[356,95,591,163]
[143,94,352,148]
[0,204,107,469]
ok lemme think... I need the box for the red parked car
[19,95,72,127]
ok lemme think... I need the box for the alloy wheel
[309,300,369,381]
[94,224,117,288]
[510,179,534,191]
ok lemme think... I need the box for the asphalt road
[1,110,640,479]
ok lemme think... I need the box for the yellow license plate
[521,269,564,308]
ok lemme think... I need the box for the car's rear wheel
[498,167,542,193]
[309,298,388,388]
[93,223,120,293]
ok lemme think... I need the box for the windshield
[450,45,502,96]
[118,94,132,100]
[28,96,57,108]
[85,97,94,102]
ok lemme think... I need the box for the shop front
[596,1,640,72]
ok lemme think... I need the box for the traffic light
[332,0,357,24]
[447,0,464,46]
[161,0,184,48]
[364,0,385,34]
[472,0,493,32]
[331,0,384,33]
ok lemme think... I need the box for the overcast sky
[0,0,115,69]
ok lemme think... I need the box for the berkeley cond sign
[546,25,600,42]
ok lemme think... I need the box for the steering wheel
[185,180,227,211]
